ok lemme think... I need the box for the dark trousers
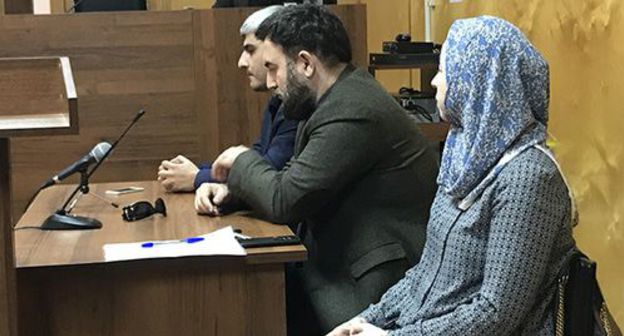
[286,265,322,336]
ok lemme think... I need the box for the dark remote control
[236,235,301,248]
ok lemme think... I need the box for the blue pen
[141,237,205,248]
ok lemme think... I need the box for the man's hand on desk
[195,183,231,215]
[211,145,249,182]
[157,155,199,192]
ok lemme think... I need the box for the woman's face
[431,43,448,122]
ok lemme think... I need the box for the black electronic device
[383,40,436,54]
[40,109,146,230]
[396,87,439,123]
[235,235,301,248]
[382,33,438,54]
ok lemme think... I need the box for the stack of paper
[103,226,246,262]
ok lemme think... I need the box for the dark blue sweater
[193,96,298,189]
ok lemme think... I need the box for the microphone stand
[42,169,103,230]
[41,109,146,230]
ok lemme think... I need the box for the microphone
[41,142,112,190]
[33,109,145,230]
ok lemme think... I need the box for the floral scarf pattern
[437,16,550,209]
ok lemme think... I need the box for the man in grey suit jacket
[196,5,439,334]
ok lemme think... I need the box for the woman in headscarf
[328,16,577,336]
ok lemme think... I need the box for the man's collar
[316,63,355,106]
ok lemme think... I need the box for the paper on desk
[103,226,246,262]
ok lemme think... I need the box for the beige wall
[340,0,426,92]
[342,0,624,327]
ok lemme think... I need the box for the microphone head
[91,142,112,162]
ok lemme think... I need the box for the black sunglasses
[122,198,167,221]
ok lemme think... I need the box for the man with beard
[157,5,297,196]
[195,5,439,334]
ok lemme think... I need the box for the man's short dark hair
[255,4,352,67]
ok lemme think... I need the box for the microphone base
[41,213,102,230]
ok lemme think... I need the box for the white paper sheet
[103,226,246,262]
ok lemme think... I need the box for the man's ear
[297,50,316,78]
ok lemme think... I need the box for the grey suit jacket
[228,65,439,331]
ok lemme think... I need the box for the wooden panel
[0,58,67,117]
[1,5,367,230]
[191,8,271,161]
[3,0,32,14]
[0,139,17,336]
[206,6,368,152]
[0,57,78,137]
[17,260,286,336]
[331,5,368,68]
[192,10,221,161]
[210,8,270,152]
[245,264,286,333]
[0,11,200,222]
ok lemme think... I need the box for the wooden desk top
[14,181,306,269]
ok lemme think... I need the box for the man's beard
[280,63,317,121]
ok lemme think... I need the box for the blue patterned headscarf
[437,16,550,209]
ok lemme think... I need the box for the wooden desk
[14,181,306,336]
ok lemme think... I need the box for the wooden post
[0,138,17,336]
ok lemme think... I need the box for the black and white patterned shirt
[360,147,576,335]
